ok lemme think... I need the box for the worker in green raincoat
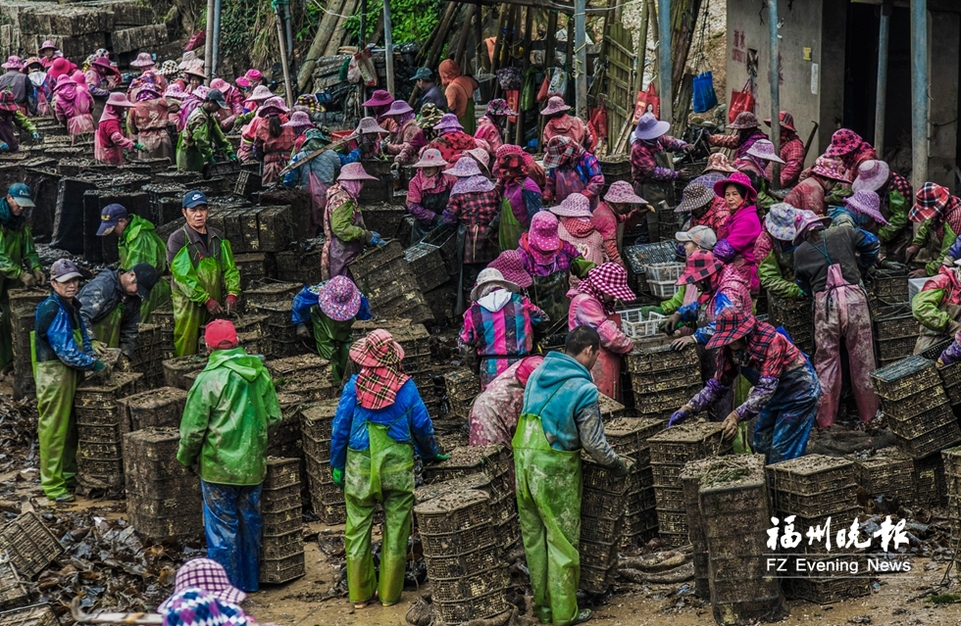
[514,325,630,626]
[330,329,445,608]
[176,89,237,173]
[166,191,241,357]
[0,182,44,374]
[77,264,159,361]
[96,203,171,323]
[177,319,282,592]
[290,276,372,383]
[34,259,108,502]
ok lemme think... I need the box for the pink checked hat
[488,249,532,288]
[318,276,363,322]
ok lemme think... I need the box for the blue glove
[0,143,8,152]
[668,406,691,427]
[369,231,384,246]
[31,132,41,141]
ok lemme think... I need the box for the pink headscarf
[340,180,363,198]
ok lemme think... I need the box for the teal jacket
[520,351,617,465]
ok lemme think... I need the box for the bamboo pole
[408,2,460,106]
[540,10,558,143]
[454,5,477,69]
[515,5,534,146]
[297,0,346,92]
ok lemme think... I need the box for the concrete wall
[725,0,829,169]
[927,10,959,188]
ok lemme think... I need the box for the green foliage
[297,1,324,42]
[219,0,260,62]
[344,0,440,44]
[928,594,961,605]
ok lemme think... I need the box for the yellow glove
[91,340,109,357]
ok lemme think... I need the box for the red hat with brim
[705,308,758,350]
[92,57,120,76]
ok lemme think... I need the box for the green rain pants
[171,257,224,357]
[140,278,171,325]
[309,307,352,383]
[34,359,81,499]
[89,304,123,349]
[344,423,414,605]
[0,287,11,369]
[513,413,582,626]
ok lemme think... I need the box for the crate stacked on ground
[245,299,307,358]
[766,292,814,355]
[129,323,163,388]
[873,304,918,365]
[847,447,914,503]
[122,427,202,539]
[625,342,703,417]
[443,368,479,420]
[870,356,961,458]
[679,459,711,599]
[0,512,63,579]
[0,554,27,610]
[622,241,677,294]
[161,355,208,390]
[301,400,345,524]
[943,448,961,540]
[267,393,306,460]
[868,267,909,307]
[919,339,961,406]
[274,238,324,286]
[151,306,175,360]
[7,287,48,400]
[74,372,143,496]
[266,354,337,402]
[244,281,303,310]
[643,262,684,300]
[603,417,665,545]
[405,240,453,293]
[413,491,512,625]
[695,455,786,623]
[117,386,187,432]
[767,455,869,603]
[348,241,432,324]
[0,604,60,626]
[913,453,947,507]
[423,445,519,551]
[579,455,631,594]
[619,308,666,342]
[648,422,730,546]
[260,457,306,583]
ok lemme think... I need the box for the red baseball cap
[205,319,238,350]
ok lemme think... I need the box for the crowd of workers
[4,43,961,626]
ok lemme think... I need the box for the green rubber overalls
[344,420,415,606]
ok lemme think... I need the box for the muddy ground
[3,377,961,626]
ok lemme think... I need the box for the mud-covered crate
[850,448,914,500]
[880,384,950,422]
[264,457,301,490]
[784,562,870,604]
[0,556,26,609]
[0,604,58,626]
[259,552,305,584]
[767,455,855,496]
[234,170,261,197]
[431,567,510,600]
[625,341,700,375]
[266,354,334,391]
[302,400,338,444]
[118,387,187,431]
[897,418,961,459]
[262,506,303,536]
[653,484,685,510]
[870,268,909,301]
[425,548,502,580]
[162,355,209,390]
[913,453,946,506]
[887,401,954,441]
[872,303,916,339]
[772,486,858,517]
[877,335,920,364]
[245,281,303,308]
[443,369,479,419]
[261,484,302,514]
[0,513,63,579]
[920,339,961,405]
[633,384,702,414]
[423,445,512,484]
[74,373,143,408]
[405,242,450,292]
[943,446,961,477]
[648,422,729,465]
[434,593,511,625]
[122,427,198,489]
[870,356,942,402]
[416,490,495,535]
[261,529,303,560]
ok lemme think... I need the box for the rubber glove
[32,268,45,284]
[611,456,634,478]
[429,453,451,463]
[32,132,42,141]
[225,295,238,314]
[668,406,692,427]
[0,143,10,152]
[228,152,239,162]
[205,298,223,315]
[721,412,740,440]
[660,312,683,336]
[369,231,384,246]
[133,142,146,152]
[639,305,665,317]
[91,340,109,357]
[331,467,344,490]
[19,272,37,288]
[93,360,107,373]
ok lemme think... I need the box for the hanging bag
[633,82,660,122]
[728,78,756,124]
[693,71,718,113]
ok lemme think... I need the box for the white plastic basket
[649,279,682,299]
[643,262,685,283]
[620,308,665,338]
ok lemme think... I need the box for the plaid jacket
[630,135,686,183]
[766,135,805,187]
[442,189,501,264]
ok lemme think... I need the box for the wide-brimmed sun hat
[746,139,785,164]
[412,149,448,169]
[433,113,463,132]
[763,111,797,133]
[349,329,405,368]
[676,183,715,213]
[703,152,737,174]
[811,156,853,183]
[383,100,414,117]
[604,180,647,205]
[337,162,378,182]
[728,111,760,130]
[487,249,532,288]
[910,182,951,223]
[844,190,888,226]
[586,263,637,302]
[470,268,519,301]
[824,128,863,157]
[549,193,593,219]
[851,159,891,193]
[362,89,394,108]
[764,203,803,242]
[445,156,484,178]
[105,92,134,108]
[528,211,560,253]
[281,110,314,129]
[676,249,724,286]
[793,210,833,245]
[355,116,390,135]
[540,96,571,116]
[705,308,758,350]
[634,112,670,141]
[318,275,363,321]
[130,53,155,68]
[713,171,757,203]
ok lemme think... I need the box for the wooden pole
[515,5,534,147]
[768,0,781,185]
[490,5,511,99]
[574,0,587,118]
[204,0,214,85]
[383,0,395,94]
[275,10,294,107]
[408,3,459,105]
[634,0,650,95]
[540,10,558,143]
[656,0,671,124]
[454,5,477,68]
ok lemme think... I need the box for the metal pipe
[657,0,672,124]
[276,11,294,107]
[383,0,395,95]
[910,0,928,191]
[284,3,294,60]
[574,0,587,118]
[210,0,222,78]
[204,0,215,85]
[875,4,890,156]
[769,0,780,186]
